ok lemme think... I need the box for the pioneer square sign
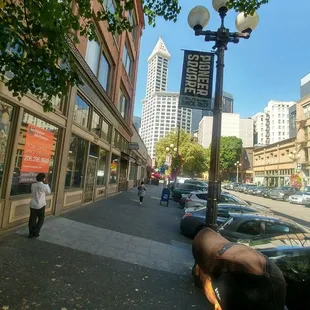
[179,50,214,110]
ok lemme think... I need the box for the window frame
[85,37,112,94]
[122,41,133,80]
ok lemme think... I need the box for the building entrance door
[84,156,97,202]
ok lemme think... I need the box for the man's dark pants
[28,206,45,237]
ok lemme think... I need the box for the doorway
[119,157,128,191]
[84,156,97,202]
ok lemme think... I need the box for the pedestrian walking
[137,181,147,205]
[192,228,286,310]
[28,173,51,238]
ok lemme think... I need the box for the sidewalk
[0,185,210,310]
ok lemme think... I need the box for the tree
[155,130,209,177]
[216,136,243,174]
[0,1,267,111]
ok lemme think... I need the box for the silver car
[289,191,310,205]
[184,191,273,215]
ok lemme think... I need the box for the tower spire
[147,37,171,62]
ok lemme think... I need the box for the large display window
[97,148,108,186]
[109,154,119,184]
[0,100,14,194]
[65,135,87,189]
[11,112,59,196]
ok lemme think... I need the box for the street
[227,190,310,228]
[0,185,210,310]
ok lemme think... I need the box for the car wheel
[283,195,289,202]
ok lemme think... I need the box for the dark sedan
[180,204,267,239]
[218,213,309,242]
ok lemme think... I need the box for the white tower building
[140,37,192,159]
[252,100,296,146]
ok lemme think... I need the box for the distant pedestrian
[137,181,147,205]
[28,173,51,238]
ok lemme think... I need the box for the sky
[133,0,310,119]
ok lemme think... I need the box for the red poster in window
[21,124,54,173]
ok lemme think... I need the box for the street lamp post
[165,144,178,185]
[188,0,259,229]
[234,160,241,183]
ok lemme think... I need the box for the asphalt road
[227,190,310,228]
[0,185,211,310]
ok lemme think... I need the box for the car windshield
[278,186,291,190]
[294,191,304,196]
[218,217,234,230]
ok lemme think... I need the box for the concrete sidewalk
[0,185,210,310]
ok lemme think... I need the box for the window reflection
[73,95,89,128]
[97,149,108,186]
[0,101,13,193]
[11,113,58,196]
[65,135,87,188]
[110,154,118,184]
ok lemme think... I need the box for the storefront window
[109,154,118,184]
[114,130,122,149]
[11,113,59,196]
[0,101,14,193]
[91,111,101,135]
[129,162,137,180]
[65,135,87,188]
[73,95,89,128]
[101,118,111,142]
[97,149,108,186]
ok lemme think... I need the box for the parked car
[225,182,240,190]
[218,213,309,242]
[179,194,190,208]
[247,186,258,195]
[269,186,298,201]
[184,179,208,187]
[183,191,272,215]
[243,185,257,194]
[289,191,310,205]
[172,183,208,202]
[235,184,251,193]
[239,233,310,310]
[251,186,267,196]
[261,187,274,198]
[180,204,264,238]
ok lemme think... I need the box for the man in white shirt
[28,173,51,238]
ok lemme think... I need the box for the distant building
[140,37,192,159]
[191,91,233,132]
[289,105,297,138]
[252,100,295,146]
[133,116,141,132]
[301,73,310,98]
[198,113,253,148]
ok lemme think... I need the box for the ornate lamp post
[234,160,241,183]
[188,0,259,229]
[165,144,178,185]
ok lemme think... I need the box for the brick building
[0,1,148,231]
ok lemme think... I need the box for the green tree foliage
[0,0,181,111]
[155,130,210,177]
[0,0,267,111]
[216,136,243,172]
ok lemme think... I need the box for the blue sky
[134,0,310,118]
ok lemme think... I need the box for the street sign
[179,50,215,110]
[129,142,139,150]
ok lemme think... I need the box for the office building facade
[198,113,253,148]
[140,38,192,158]
[0,1,149,232]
